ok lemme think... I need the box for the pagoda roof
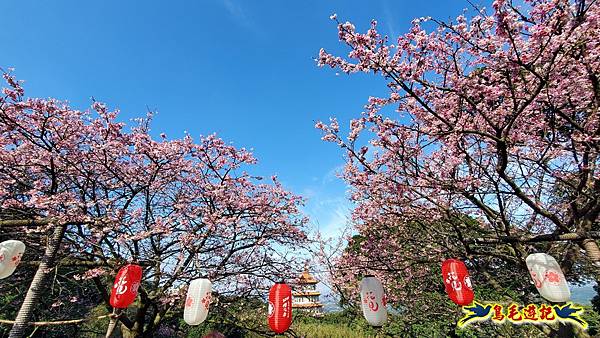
[293,291,321,296]
[297,268,318,284]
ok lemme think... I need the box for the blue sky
[1,0,486,240]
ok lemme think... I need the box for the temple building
[292,267,323,316]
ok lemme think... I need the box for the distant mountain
[317,286,342,313]
[323,299,342,313]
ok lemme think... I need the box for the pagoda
[292,267,323,316]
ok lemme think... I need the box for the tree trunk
[8,224,67,338]
[120,303,149,338]
[105,309,120,338]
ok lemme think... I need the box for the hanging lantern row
[0,240,25,279]
[354,252,572,328]
[439,253,571,307]
[106,268,292,333]
[1,238,572,332]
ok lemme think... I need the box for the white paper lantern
[0,240,25,279]
[184,278,212,325]
[526,253,570,302]
[360,275,388,326]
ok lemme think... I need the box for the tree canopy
[317,0,600,335]
[0,71,307,337]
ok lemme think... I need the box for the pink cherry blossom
[1,69,308,336]
[316,0,600,313]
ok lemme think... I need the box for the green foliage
[292,322,370,338]
[183,296,271,338]
[77,305,112,338]
[292,310,391,338]
[2,292,598,337]
[0,263,105,337]
[289,307,597,338]
[591,284,600,314]
[581,304,600,337]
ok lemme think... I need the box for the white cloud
[321,163,345,184]
[299,162,354,240]
[222,0,245,20]
[382,0,398,39]
[316,202,351,240]
[217,0,262,36]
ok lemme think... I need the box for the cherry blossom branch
[0,314,114,326]
[0,218,52,227]
[466,231,600,245]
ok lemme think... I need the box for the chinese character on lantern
[360,276,387,327]
[441,259,474,306]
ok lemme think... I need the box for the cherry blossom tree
[317,0,599,332]
[0,71,307,337]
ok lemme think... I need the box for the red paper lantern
[268,282,292,334]
[110,264,142,308]
[441,259,474,306]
